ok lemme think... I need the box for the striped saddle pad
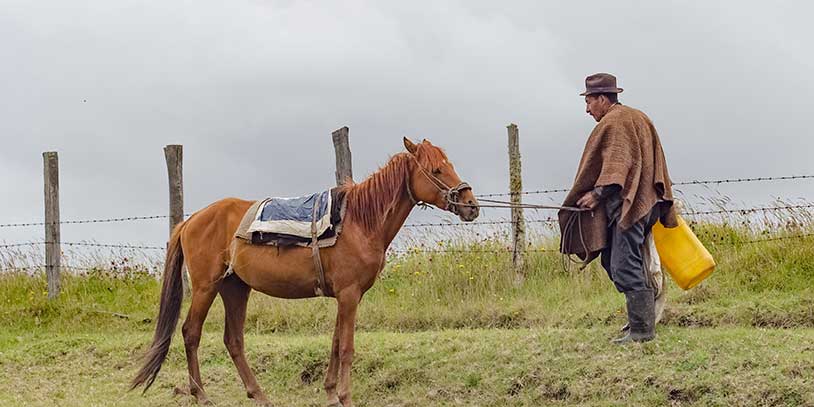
[249,190,332,238]
[234,189,345,247]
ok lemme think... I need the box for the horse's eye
[432,169,442,175]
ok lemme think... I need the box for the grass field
[2,327,813,406]
[1,224,813,406]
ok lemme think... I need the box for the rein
[406,155,588,213]
[405,153,592,271]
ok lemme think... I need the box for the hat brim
[579,87,624,96]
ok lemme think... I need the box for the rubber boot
[620,284,666,333]
[612,290,656,344]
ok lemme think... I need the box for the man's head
[585,93,618,122]
[580,73,623,122]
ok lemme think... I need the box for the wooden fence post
[332,126,353,186]
[43,152,61,300]
[507,124,526,279]
[164,145,190,296]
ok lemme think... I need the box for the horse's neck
[378,189,414,248]
[348,157,415,249]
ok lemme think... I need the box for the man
[559,73,677,344]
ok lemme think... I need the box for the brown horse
[131,138,479,406]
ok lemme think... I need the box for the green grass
[1,225,813,405]
[2,228,813,336]
[1,327,813,406]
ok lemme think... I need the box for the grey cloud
[1,0,811,247]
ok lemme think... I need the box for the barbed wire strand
[717,233,814,245]
[0,264,162,273]
[402,204,814,228]
[404,218,559,228]
[57,242,166,250]
[683,204,814,217]
[0,241,165,250]
[1,174,810,228]
[0,213,194,229]
[387,233,813,254]
[390,247,559,254]
[0,265,43,273]
[477,188,570,198]
[476,174,814,198]
[0,242,45,249]
[674,175,814,186]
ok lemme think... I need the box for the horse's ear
[403,137,418,154]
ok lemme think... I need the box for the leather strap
[311,193,328,296]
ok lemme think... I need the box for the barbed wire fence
[3,174,812,259]
[0,129,811,298]
[0,147,189,298]
[3,221,811,269]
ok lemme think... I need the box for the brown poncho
[559,104,677,260]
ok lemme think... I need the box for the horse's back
[186,197,254,235]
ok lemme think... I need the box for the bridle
[405,154,472,215]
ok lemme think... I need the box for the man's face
[585,94,608,122]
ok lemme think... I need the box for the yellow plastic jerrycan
[652,215,716,290]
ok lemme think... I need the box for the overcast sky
[1,0,813,249]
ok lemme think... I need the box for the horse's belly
[249,280,316,299]
[231,243,319,299]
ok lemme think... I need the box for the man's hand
[576,191,600,209]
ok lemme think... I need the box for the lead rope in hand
[559,210,592,273]
[447,194,592,273]
[405,153,592,268]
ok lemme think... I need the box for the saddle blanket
[234,188,346,248]
[248,190,332,238]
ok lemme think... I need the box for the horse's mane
[339,142,448,232]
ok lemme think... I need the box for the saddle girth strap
[311,193,328,297]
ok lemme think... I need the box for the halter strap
[406,153,472,214]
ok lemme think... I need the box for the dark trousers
[600,194,662,293]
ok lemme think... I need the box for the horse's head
[403,137,480,222]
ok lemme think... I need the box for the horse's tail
[130,221,186,392]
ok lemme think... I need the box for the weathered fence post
[507,124,526,279]
[332,126,353,186]
[164,145,190,296]
[43,152,61,300]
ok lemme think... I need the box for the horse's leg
[220,275,273,406]
[323,317,341,406]
[182,280,219,404]
[336,288,361,407]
